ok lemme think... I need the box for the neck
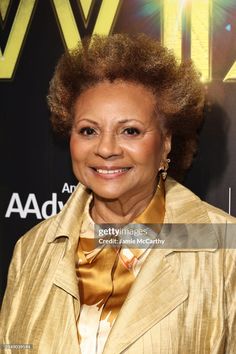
[90,183,158,224]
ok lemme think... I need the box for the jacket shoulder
[14,215,59,264]
[202,201,236,224]
[165,177,236,225]
[202,202,236,264]
[19,215,57,245]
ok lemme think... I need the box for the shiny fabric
[1,177,236,354]
[76,181,165,354]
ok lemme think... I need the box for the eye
[79,127,97,136]
[123,127,140,136]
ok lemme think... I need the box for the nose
[95,131,123,159]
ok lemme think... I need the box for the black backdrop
[1,0,236,304]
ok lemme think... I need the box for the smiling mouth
[92,167,131,175]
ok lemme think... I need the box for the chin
[92,186,125,201]
[94,191,121,201]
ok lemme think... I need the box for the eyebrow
[76,118,98,125]
[118,119,144,125]
[75,118,145,125]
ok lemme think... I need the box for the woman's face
[70,81,171,200]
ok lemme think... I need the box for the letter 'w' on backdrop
[51,0,121,49]
[0,0,121,79]
[0,0,36,79]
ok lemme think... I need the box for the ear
[162,134,172,160]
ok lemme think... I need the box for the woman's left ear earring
[158,158,171,181]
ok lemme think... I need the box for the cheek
[70,136,76,159]
[123,137,162,163]
[70,135,87,163]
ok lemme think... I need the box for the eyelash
[79,127,97,136]
[78,127,141,136]
[123,127,140,135]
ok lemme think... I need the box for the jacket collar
[46,183,91,244]
[46,177,218,248]
[164,177,213,223]
[162,177,218,255]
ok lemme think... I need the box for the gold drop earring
[158,158,171,181]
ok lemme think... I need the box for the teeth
[96,168,129,174]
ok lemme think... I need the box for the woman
[0,34,236,354]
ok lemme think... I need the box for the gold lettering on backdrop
[223,62,236,82]
[80,0,93,19]
[52,0,121,50]
[0,0,36,79]
[79,0,94,25]
[162,0,182,61]
[191,0,211,82]
[0,0,234,82]
[162,0,211,82]
[0,0,11,22]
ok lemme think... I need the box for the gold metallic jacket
[1,177,236,354]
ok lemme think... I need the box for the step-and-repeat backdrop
[1,0,236,302]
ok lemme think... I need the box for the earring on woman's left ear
[158,158,171,181]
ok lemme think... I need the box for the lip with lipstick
[91,166,132,178]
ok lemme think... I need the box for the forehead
[74,81,157,119]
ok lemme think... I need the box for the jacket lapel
[103,247,188,354]
[53,240,81,301]
[46,183,91,304]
